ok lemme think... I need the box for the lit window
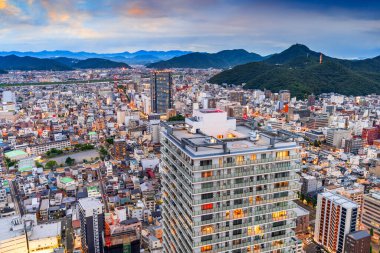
[276,151,290,158]
[217,134,224,139]
[236,156,244,165]
[202,203,213,210]
[233,208,243,218]
[201,245,212,252]
[202,171,212,178]
[250,154,257,160]
[201,225,214,235]
[272,211,287,220]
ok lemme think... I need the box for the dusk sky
[1,0,380,58]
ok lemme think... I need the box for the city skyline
[0,0,380,58]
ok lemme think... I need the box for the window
[234,199,243,205]
[250,154,257,160]
[233,219,242,225]
[202,171,212,178]
[276,151,290,158]
[200,160,212,166]
[233,208,243,219]
[201,235,212,242]
[201,225,214,234]
[233,229,242,235]
[201,245,212,252]
[201,214,213,221]
[235,178,243,184]
[202,203,213,210]
[236,156,244,165]
[202,182,213,189]
[234,189,243,195]
[217,134,223,139]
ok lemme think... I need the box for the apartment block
[314,192,358,253]
[160,109,300,253]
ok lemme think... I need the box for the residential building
[161,109,300,253]
[314,192,358,253]
[78,198,105,253]
[326,128,351,148]
[343,230,370,253]
[361,191,380,240]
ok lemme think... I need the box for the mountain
[0,69,7,74]
[52,57,80,67]
[0,55,130,71]
[208,44,380,97]
[0,50,192,64]
[73,58,130,69]
[147,49,264,69]
[0,55,72,71]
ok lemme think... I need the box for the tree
[370,228,374,236]
[313,140,320,147]
[45,160,58,170]
[168,114,185,122]
[65,157,75,166]
[99,146,109,161]
[35,161,43,168]
[106,138,114,145]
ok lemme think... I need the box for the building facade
[343,230,370,253]
[78,197,105,253]
[160,109,300,253]
[151,72,173,114]
[361,191,380,240]
[314,192,358,253]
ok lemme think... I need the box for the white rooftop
[29,222,61,240]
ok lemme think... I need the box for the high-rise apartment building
[151,71,173,114]
[314,192,358,253]
[160,109,300,253]
[361,191,380,240]
[79,197,105,253]
[113,139,127,160]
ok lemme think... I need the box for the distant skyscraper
[314,192,358,253]
[79,198,105,253]
[151,71,173,114]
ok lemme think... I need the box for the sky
[0,0,380,58]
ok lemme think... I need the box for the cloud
[0,0,379,58]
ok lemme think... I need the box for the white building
[314,192,358,253]
[161,109,301,253]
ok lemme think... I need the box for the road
[63,216,74,253]
[97,166,109,213]
[10,180,24,216]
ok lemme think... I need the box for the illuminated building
[362,127,378,145]
[161,109,300,253]
[314,192,358,253]
[151,71,173,114]
[361,191,380,240]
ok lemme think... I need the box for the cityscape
[0,1,380,253]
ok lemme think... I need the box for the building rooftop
[0,216,25,241]
[60,177,74,184]
[293,206,310,217]
[347,230,371,240]
[28,222,61,240]
[4,150,28,159]
[162,110,299,158]
[321,191,358,209]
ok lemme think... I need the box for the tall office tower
[79,198,105,253]
[151,71,173,114]
[361,191,380,240]
[160,109,300,253]
[314,192,358,253]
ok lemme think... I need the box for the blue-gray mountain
[147,49,265,69]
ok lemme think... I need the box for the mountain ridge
[0,55,130,71]
[208,44,380,97]
[147,49,264,69]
